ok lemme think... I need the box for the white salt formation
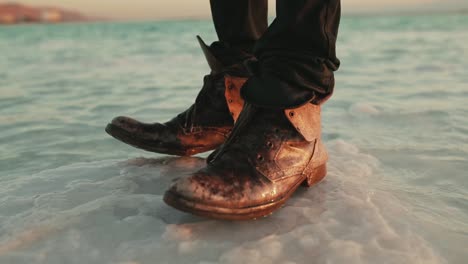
[0,141,445,264]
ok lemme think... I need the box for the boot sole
[163,164,327,221]
[105,123,216,156]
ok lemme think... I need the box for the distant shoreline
[0,3,95,25]
[1,6,466,27]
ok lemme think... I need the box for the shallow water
[1,14,467,264]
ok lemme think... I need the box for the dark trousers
[210,0,341,108]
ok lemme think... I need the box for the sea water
[0,14,467,264]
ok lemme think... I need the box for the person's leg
[164,0,341,220]
[242,0,341,108]
[210,0,268,54]
[106,1,267,156]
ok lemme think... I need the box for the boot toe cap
[167,171,229,204]
[110,116,140,132]
[166,168,274,209]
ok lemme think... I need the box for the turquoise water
[1,14,467,263]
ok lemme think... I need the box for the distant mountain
[0,3,90,24]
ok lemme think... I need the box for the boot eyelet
[266,142,273,148]
[257,154,264,162]
[228,99,234,103]
[289,111,295,117]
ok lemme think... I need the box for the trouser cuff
[240,57,335,109]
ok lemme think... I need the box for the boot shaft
[209,102,327,182]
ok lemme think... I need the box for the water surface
[0,14,467,264]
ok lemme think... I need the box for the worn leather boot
[164,102,328,220]
[105,36,249,156]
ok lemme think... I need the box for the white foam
[0,141,445,264]
[349,103,380,115]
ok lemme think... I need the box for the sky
[10,0,468,20]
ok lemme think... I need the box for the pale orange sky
[11,0,468,20]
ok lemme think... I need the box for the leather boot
[163,102,328,220]
[105,36,249,156]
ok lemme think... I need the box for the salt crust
[0,140,444,264]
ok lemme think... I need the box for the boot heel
[302,164,327,187]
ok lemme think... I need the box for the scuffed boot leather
[164,102,328,220]
[106,36,249,156]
